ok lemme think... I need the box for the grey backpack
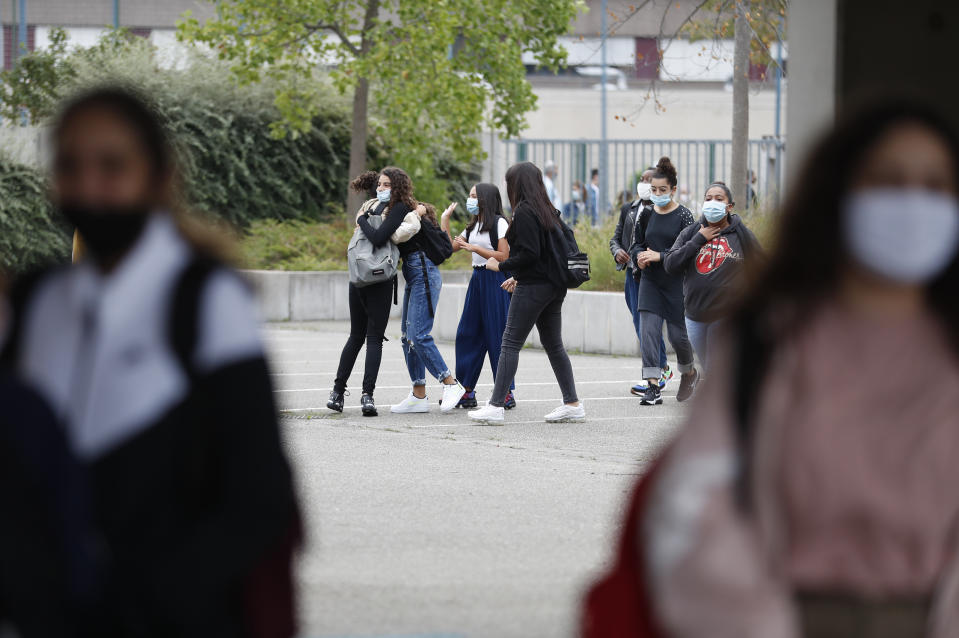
[348,200,400,287]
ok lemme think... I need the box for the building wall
[0,1,214,27]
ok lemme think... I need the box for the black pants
[334,280,393,395]
[490,281,578,407]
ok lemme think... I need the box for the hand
[442,202,457,219]
[636,249,661,269]
[486,257,500,272]
[698,223,722,241]
[501,277,517,293]
[614,249,630,265]
[453,236,470,251]
[415,204,427,217]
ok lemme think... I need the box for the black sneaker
[360,393,378,417]
[455,390,478,409]
[676,369,699,403]
[504,392,516,410]
[327,390,347,413]
[640,386,663,406]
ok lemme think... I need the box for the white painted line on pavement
[280,395,681,411]
[405,414,674,427]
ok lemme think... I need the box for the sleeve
[609,203,628,258]
[497,217,509,246]
[663,224,708,275]
[150,270,298,620]
[642,338,797,638]
[629,209,648,263]
[357,202,409,247]
[390,211,421,244]
[499,209,540,273]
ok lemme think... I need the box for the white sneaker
[440,381,466,413]
[544,403,586,423]
[468,403,505,425]
[390,392,430,414]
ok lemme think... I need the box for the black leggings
[334,280,393,395]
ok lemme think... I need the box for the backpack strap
[169,256,219,381]
[417,251,435,318]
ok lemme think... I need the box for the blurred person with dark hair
[630,157,699,406]
[590,99,959,638]
[468,161,584,425]
[663,181,763,372]
[610,169,670,396]
[0,86,299,637]
[442,182,516,410]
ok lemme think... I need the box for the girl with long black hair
[441,183,516,410]
[468,162,584,426]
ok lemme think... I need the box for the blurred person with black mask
[590,99,959,638]
[0,87,299,637]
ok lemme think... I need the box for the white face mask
[843,188,959,284]
[636,182,652,200]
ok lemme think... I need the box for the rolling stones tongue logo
[696,236,734,274]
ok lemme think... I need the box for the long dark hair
[465,183,503,236]
[504,162,558,230]
[736,97,959,357]
[349,166,417,214]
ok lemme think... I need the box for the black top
[609,199,649,272]
[634,204,695,324]
[499,202,556,286]
[663,213,762,322]
[356,201,421,258]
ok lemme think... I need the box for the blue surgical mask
[702,200,728,223]
[466,197,479,215]
[376,189,391,204]
[650,193,672,207]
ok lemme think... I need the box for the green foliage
[0,27,75,124]
[0,156,71,272]
[177,0,585,174]
[572,217,626,293]
[241,217,472,271]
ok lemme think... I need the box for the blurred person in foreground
[0,87,299,637]
[583,98,959,638]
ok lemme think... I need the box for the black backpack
[547,211,591,288]
[419,217,454,266]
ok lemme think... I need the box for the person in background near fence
[587,168,601,226]
[0,86,300,636]
[468,162,584,426]
[610,169,672,396]
[631,156,699,406]
[630,99,959,638]
[663,181,763,373]
[388,198,466,415]
[329,168,420,417]
[442,183,516,410]
[563,180,587,226]
[543,160,562,212]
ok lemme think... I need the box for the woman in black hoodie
[663,181,762,372]
[467,162,584,426]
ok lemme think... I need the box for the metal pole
[774,15,784,207]
[113,0,119,28]
[17,0,25,61]
[599,0,608,223]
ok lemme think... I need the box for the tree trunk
[730,1,751,208]
[346,77,370,218]
[345,0,381,217]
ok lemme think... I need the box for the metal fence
[483,137,785,218]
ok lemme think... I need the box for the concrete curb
[243,269,664,357]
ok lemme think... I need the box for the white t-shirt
[459,217,510,267]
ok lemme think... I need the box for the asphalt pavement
[266,319,690,638]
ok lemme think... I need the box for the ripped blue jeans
[401,252,452,386]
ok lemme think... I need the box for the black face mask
[60,204,151,262]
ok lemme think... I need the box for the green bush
[0,157,70,272]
